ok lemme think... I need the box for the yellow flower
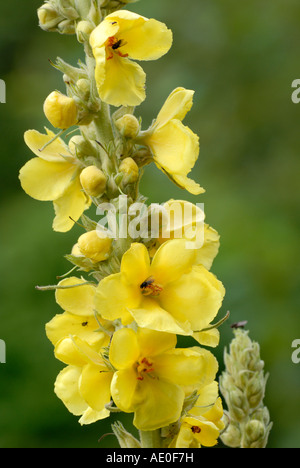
[19,129,91,232]
[77,230,112,263]
[109,327,218,431]
[95,239,225,336]
[170,382,225,448]
[90,10,173,107]
[139,87,203,195]
[54,335,113,425]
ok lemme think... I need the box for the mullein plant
[19,0,271,449]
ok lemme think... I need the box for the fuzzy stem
[139,430,162,449]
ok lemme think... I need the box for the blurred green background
[1,0,300,448]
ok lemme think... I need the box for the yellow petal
[95,273,140,324]
[99,54,146,107]
[156,88,195,128]
[79,407,110,425]
[172,173,205,196]
[151,238,196,285]
[193,381,219,416]
[55,335,104,367]
[193,328,220,348]
[45,312,109,349]
[129,297,192,336]
[24,128,72,162]
[110,368,139,413]
[55,277,96,317]
[90,17,120,49]
[54,366,88,416]
[184,416,221,447]
[121,243,151,287]
[119,18,173,61]
[154,347,217,388]
[55,337,88,367]
[52,176,91,232]
[19,157,77,201]
[80,363,113,412]
[161,265,225,332]
[173,423,195,449]
[133,378,185,431]
[148,119,199,175]
[109,328,140,370]
[195,224,220,270]
[136,328,177,358]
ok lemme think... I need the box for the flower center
[106,36,129,60]
[140,276,163,297]
[191,426,201,434]
[136,357,155,381]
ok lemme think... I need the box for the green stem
[139,430,162,449]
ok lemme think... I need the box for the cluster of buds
[38,0,79,34]
[219,328,273,448]
[38,0,139,36]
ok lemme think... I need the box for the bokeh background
[1,0,300,448]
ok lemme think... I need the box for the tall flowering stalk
[19,0,271,448]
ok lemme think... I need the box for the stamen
[136,357,155,381]
[105,36,129,61]
[191,426,201,434]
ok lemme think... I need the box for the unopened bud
[111,421,141,449]
[57,19,76,35]
[115,114,140,139]
[78,230,112,263]
[119,157,139,185]
[221,422,242,448]
[76,20,94,43]
[80,166,107,197]
[44,91,78,129]
[38,4,63,31]
[76,79,90,99]
[242,420,266,448]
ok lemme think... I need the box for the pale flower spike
[19,0,271,450]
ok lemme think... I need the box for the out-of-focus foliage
[0,0,299,448]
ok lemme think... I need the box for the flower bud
[76,20,94,43]
[115,114,140,139]
[69,135,95,159]
[242,420,266,448]
[44,91,78,129]
[38,4,63,31]
[57,19,76,35]
[78,230,112,263]
[80,166,107,197]
[119,158,139,185]
[76,78,90,100]
[111,421,141,449]
[221,422,242,448]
